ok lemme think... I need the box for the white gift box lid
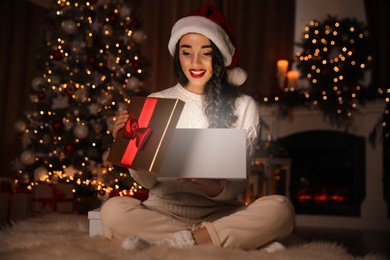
[88,208,102,236]
[88,208,101,220]
[157,128,247,180]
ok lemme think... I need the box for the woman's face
[178,33,213,94]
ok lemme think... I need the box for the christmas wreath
[295,15,374,124]
[257,15,379,128]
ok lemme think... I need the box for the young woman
[101,3,295,251]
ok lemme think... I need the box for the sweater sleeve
[210,95,260,201]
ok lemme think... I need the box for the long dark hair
[173,40,240,128]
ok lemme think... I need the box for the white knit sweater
[130,84,260,220]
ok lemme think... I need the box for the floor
[2,215,389,258]
[289,226,390,259]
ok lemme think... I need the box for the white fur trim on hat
[168,16,235,67]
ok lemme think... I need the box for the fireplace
[276,130,365,216]
[259,101,389,230]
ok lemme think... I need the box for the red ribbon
[120,98,158,167]
[4,184,33,225]
[32,184,73,212]
[123,117,151,148]
[6,194,13,225]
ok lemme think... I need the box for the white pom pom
[227,67,247,86]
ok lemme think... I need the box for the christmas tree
[11,0,150,199]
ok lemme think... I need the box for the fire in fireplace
[276,130,365,216]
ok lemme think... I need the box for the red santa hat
[168,3,247,86]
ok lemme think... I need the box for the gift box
[9,192,33,222]
[0,193,10,226]
[0,182,33,226]
[32,183,74,213]
[107,96,184,174]
[88,208,102,237]
[0,180,13,222]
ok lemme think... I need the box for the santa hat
[168,3,247,86]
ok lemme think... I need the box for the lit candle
[287,70,299,89]
[276,60,288,87]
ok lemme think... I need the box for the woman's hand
[177,178,227,197]
[113,110,129,139]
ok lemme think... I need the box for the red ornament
[129,18,140,29]
[64,85,73,95]
[253,92,261,100]
[273,86,282,95]
[37,91,46,100]
[108,13,118,24]
[131,60,141,70]
[87,55,97,66]
[52,50,64,61]
[64,143,76,155]
[350,85,360,93]
[52,120,64,131]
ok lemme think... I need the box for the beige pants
[100,195,295,249]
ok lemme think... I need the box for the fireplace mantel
[259,101,389,230]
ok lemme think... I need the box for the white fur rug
[0,213,385,260]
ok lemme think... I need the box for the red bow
[123,117,151,148]
[32,184,73,212]
[120,98,158,167]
